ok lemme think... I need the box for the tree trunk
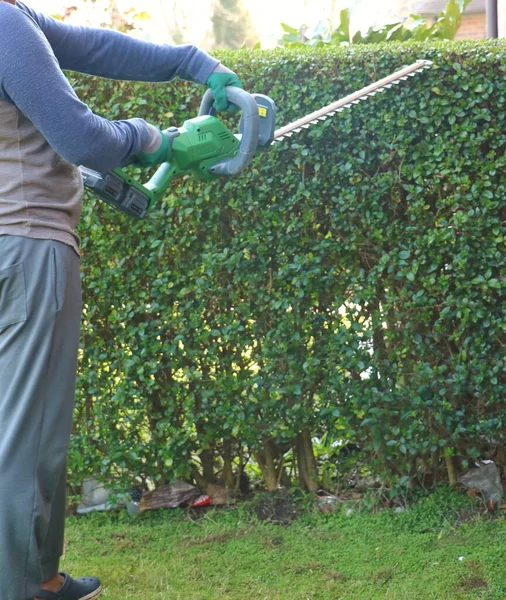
[199,448,215,484]
[445,454,459,486]
[110,0,122,30]
[191,468,208,491]
[211,0,258,48]
[296,428,319,492]
[255,439,279,491]
[221,439,234,488]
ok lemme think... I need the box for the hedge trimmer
[80,60,432,218]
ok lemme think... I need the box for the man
[0,1,242,599]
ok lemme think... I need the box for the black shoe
[37,573,102,600]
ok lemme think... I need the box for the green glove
[134,129,172,167]
[206,69,243,112]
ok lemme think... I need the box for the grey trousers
[0,235,81,600]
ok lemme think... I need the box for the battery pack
[80,166,152,219]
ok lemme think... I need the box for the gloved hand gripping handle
[198,86,260,175]
[144,127,181,197]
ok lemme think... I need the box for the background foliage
[54,0,259,48]
[70,40,505,495]
[279,0,472,47]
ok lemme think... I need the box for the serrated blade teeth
[272,60,432,143]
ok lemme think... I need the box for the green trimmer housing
[80,88,276,218]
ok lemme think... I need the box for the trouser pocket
[0,261,27,329]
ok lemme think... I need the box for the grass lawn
[63,488,506,600]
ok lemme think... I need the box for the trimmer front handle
[198,86,260,175]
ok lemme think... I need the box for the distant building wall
[415,0,488,40]
[454,12,487,39]
[499,0,506,37]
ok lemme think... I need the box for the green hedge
[70,41,506,493]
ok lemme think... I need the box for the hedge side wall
[70,41,505,492]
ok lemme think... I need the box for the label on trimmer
[258,106,268,118]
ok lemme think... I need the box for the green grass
[62,488,506,600]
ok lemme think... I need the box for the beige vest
[0,99,83,254]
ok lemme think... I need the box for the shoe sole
[80,585,103,600]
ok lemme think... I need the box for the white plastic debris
[77,478,114,514]
[459,462,503,503]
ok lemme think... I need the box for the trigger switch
[164,126,180,143]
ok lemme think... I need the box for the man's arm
[17,2,219,84]
[0,2,154,172]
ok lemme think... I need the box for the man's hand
[134,125,172,167]
[206,64,243,112]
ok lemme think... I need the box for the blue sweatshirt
[0,1,219,252]
[0,1,219,169]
